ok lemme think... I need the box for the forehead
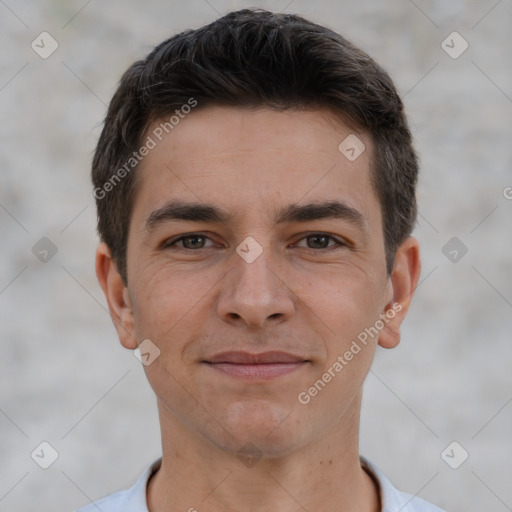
[132,106,378,226]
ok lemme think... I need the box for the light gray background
[1,1,511,511]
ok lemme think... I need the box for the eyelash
[162,232,347,251]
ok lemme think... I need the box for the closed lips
[202,351,310,379]
[204,351,309,364]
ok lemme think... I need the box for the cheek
[292,265,385,340]
[130,265,210,342]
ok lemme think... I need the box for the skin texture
[96,106,421,512]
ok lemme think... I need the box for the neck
[147,392,380,512]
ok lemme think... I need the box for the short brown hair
[92,9,418,283]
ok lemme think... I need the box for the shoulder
[74,459,161,512]
[361,456,445,512]
[75,488,131,512]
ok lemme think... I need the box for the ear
[378,237,421,349]
[95,242,138,350]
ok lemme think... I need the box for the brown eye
[163,233,215,250]
[306,235,330,249]
[295,234,343,250]
[180,235,207,249]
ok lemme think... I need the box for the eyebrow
[144,200,367,232]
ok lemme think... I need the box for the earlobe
[378,237,421,349]
[95,243,138,350]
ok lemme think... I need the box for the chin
[213,400,302,455]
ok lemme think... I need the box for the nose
[216,245,295,329]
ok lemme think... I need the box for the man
[79,8,444,512]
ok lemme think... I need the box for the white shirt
[75,457,445,512]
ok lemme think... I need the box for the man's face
[122,106,394,456]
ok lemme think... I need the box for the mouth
[202,351,310,380]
